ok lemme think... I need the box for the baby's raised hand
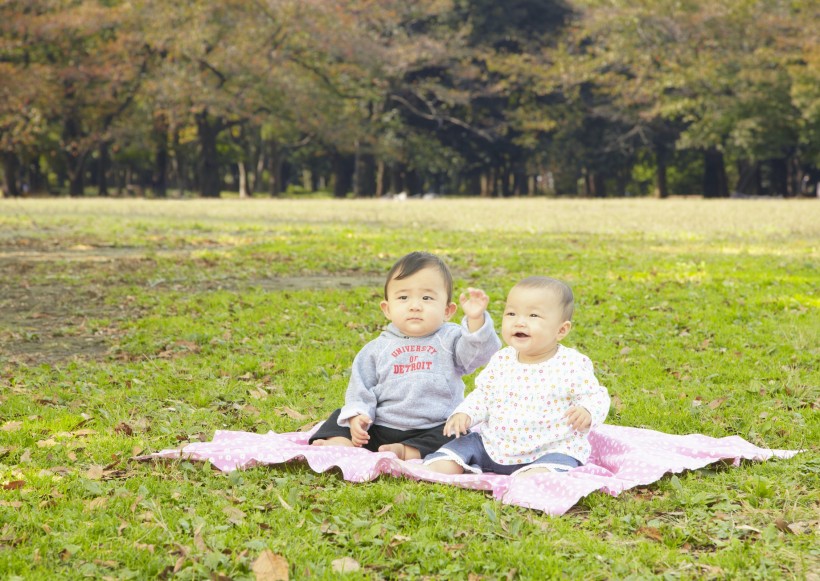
[444,413,471,438]
[349,414,372,446]
[459,287,490,320]
[564,406,592,432]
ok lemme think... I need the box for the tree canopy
[1,0,817,198]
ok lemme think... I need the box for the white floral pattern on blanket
[144,424,798,515]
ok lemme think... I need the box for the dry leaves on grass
[252,550,289,580]
[332,557,360,573]
[277,406,308,420]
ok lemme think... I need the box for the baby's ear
[444,301,458,320]
[557,320,572,339]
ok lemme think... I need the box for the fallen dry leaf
[1,421,22,432]
[278,407,308,420]
[332,557,360,573]
[784,520,818,535]
[86,466,105,480]
[252,550,289,581]
[296,420,322,432]
[774,518,793,534]
[2,480,24,491]
[374,503,393,517]
[708,397,728,409]
[276,494,293,511]
[114,423,134,436]
[193,526,207,552]
[85,497,108,511]
[72,429,97,437]
[637,526,663,542]
[248,388,268,400]
[223,506,246,524]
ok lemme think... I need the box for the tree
[571,0,811,197]
[0,1,150,196]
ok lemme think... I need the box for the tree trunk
[702,148,728,198]
[593,172,607,198]
[237,161,249,198]
[152,112,169,198]
[376,160,385,197]
[98,142,110,197]
[388,164,404,195]
[267,140,283,197]
[769,158,788,197]
[196,111,223,198]
[501,165,512,197]
[2,152,20,197]
[170,126,185,196]
[332,152,354,198]
[654,143,669,198]
[513,164,528,196]
[405,168,420,196]
[481,168,496,197]
[356,152,377,197]
[62,111,87,197]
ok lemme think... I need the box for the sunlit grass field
[1,197,818,579]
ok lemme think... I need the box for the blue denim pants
[424,431,581,475]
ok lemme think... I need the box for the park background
[1,0,819,200]
[1,0,819,579]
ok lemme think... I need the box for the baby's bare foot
[378,443,406,459]
[311,437,354,447]
[513,466,555,477]
[422,459,465,475]
[378,443,422,461]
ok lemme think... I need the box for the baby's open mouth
[514,332,530,338]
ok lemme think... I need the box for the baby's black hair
[385,252,454,303]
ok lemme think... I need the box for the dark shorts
[308,408,455,458]
[424,431,581,475]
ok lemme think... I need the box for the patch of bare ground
[0,244,380,365]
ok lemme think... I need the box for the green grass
[0,198,818,579]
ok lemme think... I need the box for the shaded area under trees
[1,0,818,199]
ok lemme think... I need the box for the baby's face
[380,267,456,337]
[501,285,571,364]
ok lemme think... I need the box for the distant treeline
[1,0,818,199]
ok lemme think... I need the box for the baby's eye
[529,313,541,318]
[504,311,515,317]
[423,295,434,301]
[397,295,408,301]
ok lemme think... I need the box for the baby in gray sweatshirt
[309,251,501,460]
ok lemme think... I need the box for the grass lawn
[0,197,818,579]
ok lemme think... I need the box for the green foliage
[0,198,817,579]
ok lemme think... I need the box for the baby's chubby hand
[443,412,471,437]
[459,287,490,321]
[564,406,592,432]
[349,414,372,446]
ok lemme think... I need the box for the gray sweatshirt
[338,314,501,430]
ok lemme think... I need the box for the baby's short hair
[514,276,574,321]
[385,252,454,303]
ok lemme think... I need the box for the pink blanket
[146,424,797,515]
